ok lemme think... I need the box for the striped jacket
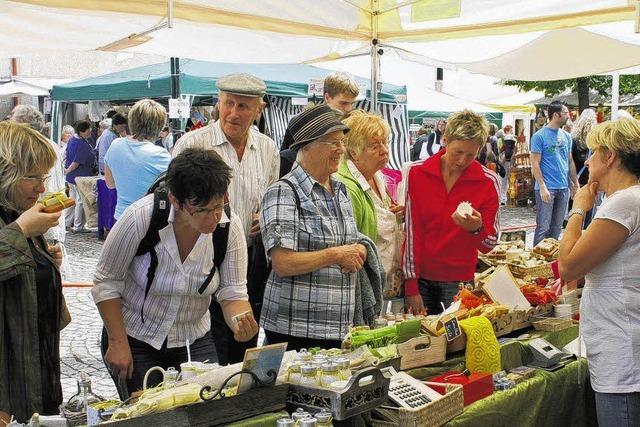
[402,149,500,296]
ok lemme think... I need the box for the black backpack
[136,172,231,323]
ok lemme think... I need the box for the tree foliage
[503,75,640,97]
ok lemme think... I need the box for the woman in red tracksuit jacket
[403,110,500,315]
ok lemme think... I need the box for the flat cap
[288,104,349,151]
[216,73,266,97]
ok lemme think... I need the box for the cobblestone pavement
[59,205,537,401]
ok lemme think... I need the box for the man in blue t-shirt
[530,101,579,245]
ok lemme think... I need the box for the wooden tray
[109,383,289,426]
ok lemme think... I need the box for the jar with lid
[276,418,295,427]
[164,366,179,388]
[373,317,387,329]
[299,417,318,427]
[315,411,334,427]
[292,408,311,421]
[298,349,313,363]
[299,364,319,387]
[334,358,351,381]
[286,361,302,384]
[320,363,340,388]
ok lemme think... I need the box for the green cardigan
[0,214,62,422]
[336,161,378,241]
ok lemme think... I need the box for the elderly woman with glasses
[260,104,377,351]
[0,122,68,424]
[93,148,258,399]
[337,110,404,296]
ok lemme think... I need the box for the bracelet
[567,208,586,220]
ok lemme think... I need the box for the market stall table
[405,326,596,427]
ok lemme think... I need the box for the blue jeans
[418,279,465,315]
[534,188,570,245]
[595,391,640,427]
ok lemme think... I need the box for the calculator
[385,368,443,409]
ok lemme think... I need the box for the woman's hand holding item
[405,294,427,315]
[389,203,405,221]
[15,203,62,238]
[233,314,259,343]
[451,207,483,233]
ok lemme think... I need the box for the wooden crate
[398,335,447,370]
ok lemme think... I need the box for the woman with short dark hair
[93,148,258,398]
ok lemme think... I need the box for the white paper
[291,97,308,105]
[563,336,587,358]
[168,98,190,119]
[482,266,531,310]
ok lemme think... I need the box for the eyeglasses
[185,194,229,217]
[23,175,50,186]
[320,138,346,150]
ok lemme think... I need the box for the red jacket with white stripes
[402,149,500,296]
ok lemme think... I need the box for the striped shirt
[259,164,360,340]
[174,121,280,243]
[402,149,500,296]
[92,194,248,350]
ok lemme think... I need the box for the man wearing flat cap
[174,73,279,364]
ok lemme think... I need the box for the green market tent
[409,110,503,127]
[51,59,410,168]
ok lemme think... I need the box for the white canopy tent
[0,79,50,97]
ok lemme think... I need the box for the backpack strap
[197,203,232,295]
[135,182,170,323]
[280,178,301,211]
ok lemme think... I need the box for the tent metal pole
[370,2,379,112]
[170,57,183,132]
[611,71,620,120]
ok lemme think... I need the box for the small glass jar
[276,418,295,427]
[373,317,387,329]
[292,408,311,421]
[287,362,302,384]
[320,363,340,388]
[299,364,319,387]
[315,411,334,427]
[334,358,351,381]
[298,349,313,363]
[299,418,318,427]
[164,366,179,388]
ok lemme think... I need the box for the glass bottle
[320,363,340,388]
[286,361,302,384]
[299,364,319,387]
[66,373,103,413]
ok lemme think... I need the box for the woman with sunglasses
[0,122,67,424]
[93,148,258,398]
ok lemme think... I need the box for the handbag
[496,160,506,178]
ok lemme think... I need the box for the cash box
[428,371,494,406]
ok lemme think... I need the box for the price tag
[443,315,462,342]
[308,78,324,98]
[168,98,190,119]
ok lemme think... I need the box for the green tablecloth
[226,410,290,427]
[407,326,597,427]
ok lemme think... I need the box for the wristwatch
[567,208,586,220]
[471,224,484,235]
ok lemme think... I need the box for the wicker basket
[511,308,535,331]
[531,317,573,332]
[370,382,464,427]
[490,312,514,337]
[397,335,447,370]
[507,262,554,279]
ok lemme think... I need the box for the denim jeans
[534,188,570,245]
[594,391,640,427]
[101,328,217,400]
[418,279,465,315]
